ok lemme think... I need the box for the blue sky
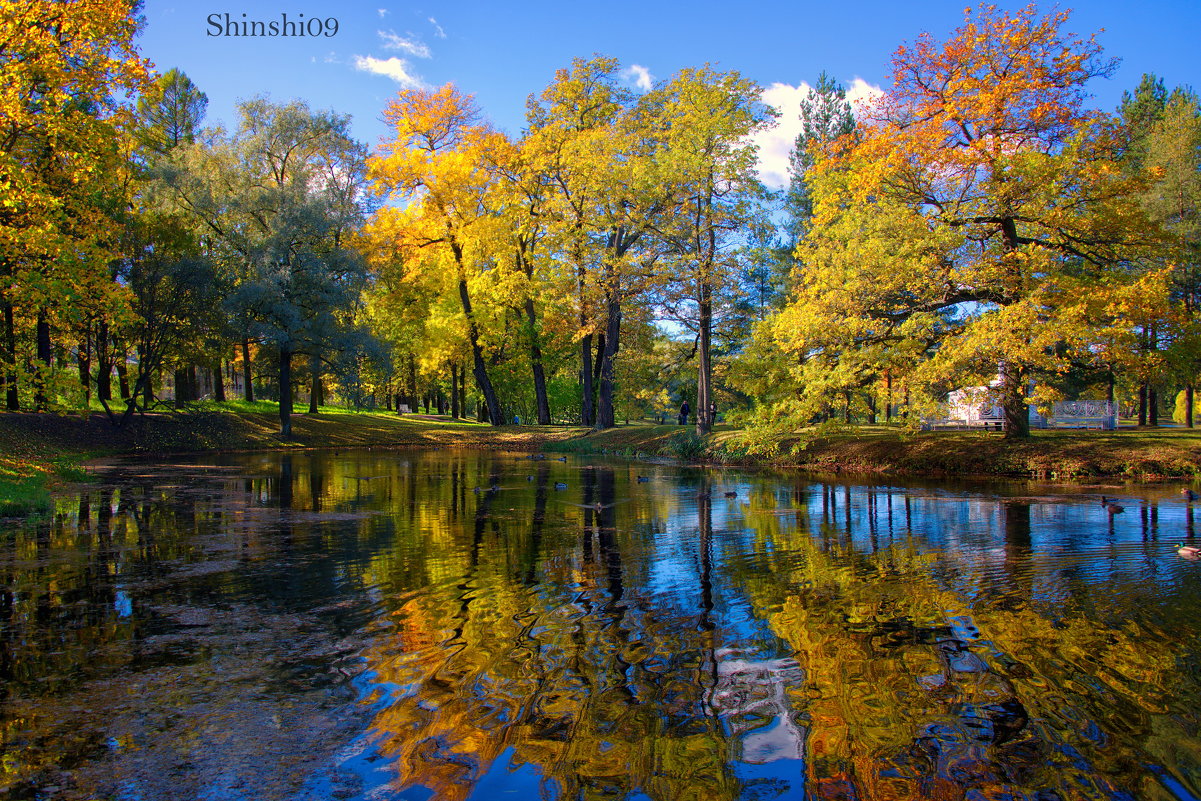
[140,1,1201,188]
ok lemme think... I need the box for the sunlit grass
[0,454,93,518]
[0,474,52,517]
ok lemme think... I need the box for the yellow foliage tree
[772,4,1160,437]
[366,85,510,425]
[0,0,150,410]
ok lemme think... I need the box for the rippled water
[2,449,1200,800]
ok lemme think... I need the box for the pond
[1,448,1200,800]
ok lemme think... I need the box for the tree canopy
[5,2,1201,443]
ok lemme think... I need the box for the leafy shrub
[667,430,707,460]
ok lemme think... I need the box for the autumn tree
[366,85,509,425]
[769,4,1158,438]
[94,66,224,422]
[484,132,560,424]
[525,57,635,427]
[0,0,150,410]
[649,66,773,434]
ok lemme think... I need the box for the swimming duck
[1178,542,1201,559]
[1101,496,1125,514]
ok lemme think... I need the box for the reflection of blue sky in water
[644,493,810,780]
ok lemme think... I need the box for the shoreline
[3,409,1201,516]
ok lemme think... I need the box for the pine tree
[782,72,855,248]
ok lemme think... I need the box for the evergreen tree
[137,68,208,155]
[782,72,855,247]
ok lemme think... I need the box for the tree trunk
[597,293,621,430]
[524,298,551,425]
[451,363,460,418]
[278,346,293,436]
[999,362,1029,438]
[459,360,466,420]
[97,320,112,402]
[77,328,91,406]
[308,356,320,414]
[885,371,892,422]
[593,334,604,411]
[173,368,188,407]
[580,332,595,427]
[1187,384,1195,429]
[1138,383,1148,426]
[454,255,502,425]
[1149,386,1159,427]
[139,346,153,408]
[213,360,226,402]
[407,354,418,413]
[115,354,130,401]
[695,280,713,435]
[997,218,1030,439]
[4,302,16,410]
[242,339,254,403]
[34,311,51,411]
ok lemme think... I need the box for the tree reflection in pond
[0,451,1198,800]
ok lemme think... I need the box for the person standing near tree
[678,400,690,425]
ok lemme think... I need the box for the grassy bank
[0,408,590,512]
[554,422,1201,480]
[2,409,1200,501]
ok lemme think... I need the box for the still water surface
[2,449,1200,800]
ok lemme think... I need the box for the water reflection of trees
[2,454,1200,800]
[736,485,1201,800]
[358,464,782,800]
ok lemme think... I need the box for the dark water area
[2,449,1200,800]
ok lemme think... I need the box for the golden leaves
[754,3,1160,432]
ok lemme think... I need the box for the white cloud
[621,64,654,93]
[429,17,446,38]
[378,8,388,18]
[752,81,811,190]
[379,30,431,58]
[846,77,886,115]
[352,55,424,88]
[751,78,886,189]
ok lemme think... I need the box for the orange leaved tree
[775,4,1160,437]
